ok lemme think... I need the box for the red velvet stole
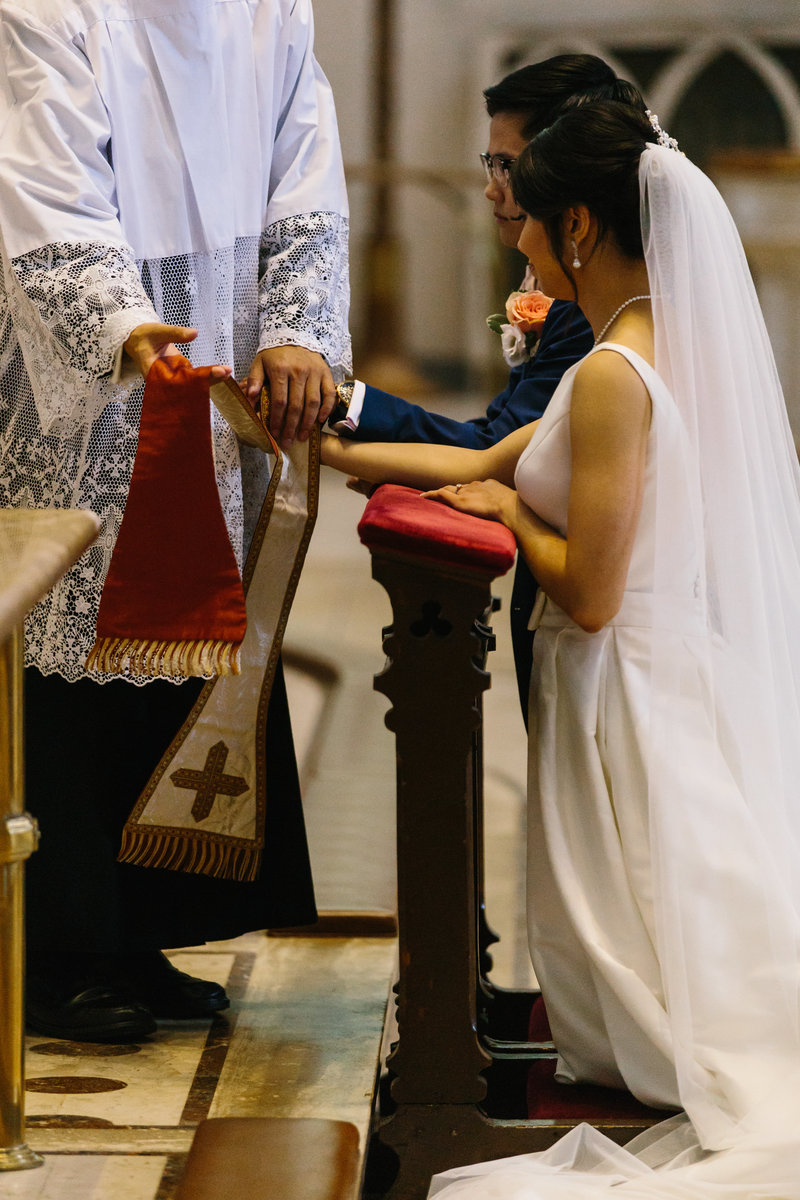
[86,356,247,678]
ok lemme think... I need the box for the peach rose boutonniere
[487,289,554,368]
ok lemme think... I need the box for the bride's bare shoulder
[572,348,652,431]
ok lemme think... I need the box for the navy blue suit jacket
[346,300,594,723]
[351,300,592,447]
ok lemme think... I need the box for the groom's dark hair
[484,54,647,139]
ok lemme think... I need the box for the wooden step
[175,1116,361,1200]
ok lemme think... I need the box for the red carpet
[526,997,672,1122]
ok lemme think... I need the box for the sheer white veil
[642,141,800,1151]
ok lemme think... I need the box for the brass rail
[0,624,42,1171]
[0,508,100,1172]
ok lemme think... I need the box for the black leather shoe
[26,977,157,1043]
[112,951,230,1019]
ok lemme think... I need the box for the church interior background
[6,2,800,1198]
[316,0,800,434]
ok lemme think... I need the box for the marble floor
[16,936,396,1199]
[8,400,533,1197]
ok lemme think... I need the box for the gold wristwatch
[329,380,356,427]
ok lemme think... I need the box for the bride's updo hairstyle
[511,101,658,289]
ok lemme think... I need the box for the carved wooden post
[373,555,494,1107]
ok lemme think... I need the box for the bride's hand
[421,479,516,524]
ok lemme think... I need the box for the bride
[322,102,800,1194]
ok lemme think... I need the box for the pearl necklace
[593,295,651,346]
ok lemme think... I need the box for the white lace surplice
[0,0,351,682]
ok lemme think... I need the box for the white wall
[310,0,372,344]
[312,0,374,166]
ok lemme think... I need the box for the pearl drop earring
[571,239,581,269]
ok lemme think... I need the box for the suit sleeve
[347,302,593,447]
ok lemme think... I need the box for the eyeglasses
[480,152,516,185]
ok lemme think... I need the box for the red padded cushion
[357,484,516,576]
[526,1059,671,1121]
[526,997,673,1122]
[528,994,553,1042]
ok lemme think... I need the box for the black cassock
[24,659,316,957]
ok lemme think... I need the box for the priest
[0,0,350,1041]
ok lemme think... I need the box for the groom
[332,55,646,722]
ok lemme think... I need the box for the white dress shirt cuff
[331,379,366,434]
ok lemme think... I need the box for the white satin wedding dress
[429,340,800,1197]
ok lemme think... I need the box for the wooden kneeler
[175,1117,361,1200]
[357,486,662,1199]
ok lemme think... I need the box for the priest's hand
[245,346,336,450]
[123,324,233,382]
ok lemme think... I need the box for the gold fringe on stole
[85,636,242,678]
[118,825,261,883]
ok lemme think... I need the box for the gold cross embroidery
[170,740,249,822]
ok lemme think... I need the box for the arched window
[673,51,786,164]
[495,32,800,161]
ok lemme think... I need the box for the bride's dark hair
[511,101,658,286]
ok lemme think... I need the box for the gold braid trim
[85,636,242,679]
[118,825,260,883]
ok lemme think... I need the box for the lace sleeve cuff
[7,241,158,430]
[258,211,352,376]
